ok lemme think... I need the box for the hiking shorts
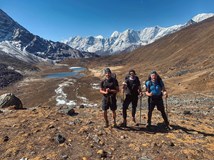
[102,96,117,111]
[148,96,164,112]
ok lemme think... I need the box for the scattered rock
[61,154,68,160]
[183,110,192,115]
[86,120,94,125]
[138,156,151,160]
[74,119,82,124]
[79,104,85,108]
[3,136,9,142]
[55,134,66,144]
[170,142,175,147]
[0,93,23,109]
[189,131,198,135]
[48,124,55,129]
[30,151,36,155]
[92,134,100,143]
[97,150,107,158]
[78,126,89,134]
[120,135,128,139]
[99,140,105,146]
[67,108,77,116]
[20,158,28,160]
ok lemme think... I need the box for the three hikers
[100,68,170,130]
[121,69,142,127]
[100,68,119,128]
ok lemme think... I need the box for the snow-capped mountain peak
[191,13,214,23]
[110,31,120,38]
[95,35,104,39]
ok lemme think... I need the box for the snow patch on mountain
[191,13,214,23]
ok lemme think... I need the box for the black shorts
[148,96,164,112]
[102,96,117,111]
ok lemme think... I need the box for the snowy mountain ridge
[64,13,214,55]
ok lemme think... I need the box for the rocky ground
[0,103,213,160]
[0,63,213,160]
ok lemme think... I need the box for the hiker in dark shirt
[145,70,170,130]
[121,69,142,127]
[100,68,119,128]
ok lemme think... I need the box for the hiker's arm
[100,81,107,94]
[138,86,143,96]
[108,87,119,94]
[145,88,152,96]
[109,79,119,94]
[146,91,152,96]
[162,86,168,98]
[121,82,127,94]
[100,88,108,94]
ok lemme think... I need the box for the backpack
[111,73,116,79]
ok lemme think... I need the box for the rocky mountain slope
[0,50,39,88]
[64,13,214,55]
[0,9,97,62]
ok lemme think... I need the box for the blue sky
[1,0,214,41]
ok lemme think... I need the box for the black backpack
[111,73,116,79]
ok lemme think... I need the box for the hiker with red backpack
[100,68,119,128]
[120,69,142,127]
[145,71,170,130]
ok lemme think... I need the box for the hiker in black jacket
[121,69,142,127]
[100,68,119,128]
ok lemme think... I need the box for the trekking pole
[165,96,168,118]
[121,91,124,108]
[121,82,126,107]
[139,95,142,124]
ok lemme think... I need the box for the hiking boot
[104,121,109,128]
[112,120,117,128]
[119,121,127,127]
[165,125,172,131]
[112,123,117,128]
[146,124,152,129]
[132,117,136,123]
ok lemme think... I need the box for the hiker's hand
[148,92,153,96]
[106,88,110,93]
[163,91,168,98]
[122,82,127,89]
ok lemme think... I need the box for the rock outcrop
[0,93,23,109]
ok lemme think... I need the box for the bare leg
[112,110,116,126]
[104,110,109,127]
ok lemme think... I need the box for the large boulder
[0,93,23,109]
